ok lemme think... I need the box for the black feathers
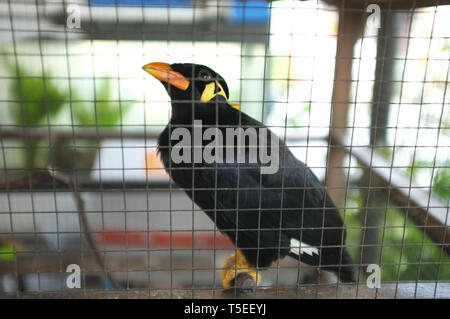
[152,63,356,283]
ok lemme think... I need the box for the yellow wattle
[200,81,228,103]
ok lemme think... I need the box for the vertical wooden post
[326,8,365,208]
[360,11,402,267]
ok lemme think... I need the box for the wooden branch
[48,168,122,289]
[3,282,450,299]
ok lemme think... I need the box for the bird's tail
[333,248,356,283]
[289,247,357,283]
[336,265,356,283]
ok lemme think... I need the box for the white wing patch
[289,238,319,257]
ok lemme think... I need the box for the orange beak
[142,62,190,91]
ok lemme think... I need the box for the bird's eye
[198,70,212,81]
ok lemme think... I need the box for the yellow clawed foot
[221,250,261,289]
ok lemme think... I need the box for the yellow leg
[221,250,261,289]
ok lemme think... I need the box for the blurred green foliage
[345,150,449,282]
[0,244,15,261]
[6,61,130,170]
[407,159,450,202]
[379,207,449,281]
[9,64,68,126]
[343,187,450,282]
[72,80,131,127]
[8,63,68,169]
[433,166,450,201]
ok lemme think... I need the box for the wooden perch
[3,282,450,299]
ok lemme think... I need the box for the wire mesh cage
[0,0,449,299]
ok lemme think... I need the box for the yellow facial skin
[200,81,241,111]
[200,81,227,102]
[142,62,240,111]
[230,103,241,111]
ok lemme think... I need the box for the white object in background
[90,139,168,182]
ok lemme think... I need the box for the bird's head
[142,62,239,110]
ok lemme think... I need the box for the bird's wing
[190,106,345,255]
[226,111,346,247]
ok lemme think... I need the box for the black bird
[142,62,356,288]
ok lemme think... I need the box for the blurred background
[0,0,449,295]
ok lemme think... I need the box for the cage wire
[0,0,449,299]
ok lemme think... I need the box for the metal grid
[0,0,449,299]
